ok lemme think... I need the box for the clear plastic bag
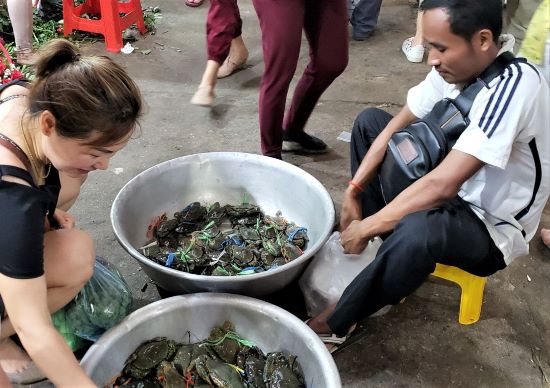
[299,232,382,317]
[54,257,133,342]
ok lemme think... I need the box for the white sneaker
[402,37,425,63]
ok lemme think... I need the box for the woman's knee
[63,230,95,286]
[44,229,95,287]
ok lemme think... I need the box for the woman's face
[42,128,130,178]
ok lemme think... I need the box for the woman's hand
[341,218,371,254]
[53,209,75,229]
[339,186,362,232]
[0,275,96,387]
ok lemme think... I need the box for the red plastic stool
[63,0,147,53]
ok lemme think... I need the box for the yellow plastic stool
[431,263,487,325]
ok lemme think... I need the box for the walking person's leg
[252,0,306,158]
[350,0,383,40]
[7,0,34,65]
[217,3,248,79]
[191,0,243,106]
[282,0,348,153]
[402,9,425,63]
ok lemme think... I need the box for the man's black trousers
[326,108,506,336]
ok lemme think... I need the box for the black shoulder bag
[379,52,518,203]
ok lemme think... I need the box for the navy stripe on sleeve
[479,66,514,131]
[486,63,523,138]
[479,69,508,129]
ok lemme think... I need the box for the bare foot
[541,228,550,248]
[0,338,33,374]
[16,50,36,66]
[0,365,11,387]
[307,316,332,335]
[190,85,215,107]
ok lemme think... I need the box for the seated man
[307,0,550,350]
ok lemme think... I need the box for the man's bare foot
[307,316,332,334]
[0,338,32,374]
[541,228,550,248]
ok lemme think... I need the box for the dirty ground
[17,0,550,386]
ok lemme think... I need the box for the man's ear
[477,29,495,52]
[38,111,56,136]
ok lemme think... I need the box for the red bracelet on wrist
[348,180,364,193]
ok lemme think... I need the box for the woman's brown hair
[28,39,142,146]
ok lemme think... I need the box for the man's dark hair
[421,0,502,43]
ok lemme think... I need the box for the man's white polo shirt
[406,36,550,264]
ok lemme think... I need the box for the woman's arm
[57,173,88,212]
[0,274,95,387]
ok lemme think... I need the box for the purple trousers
[252,0,349,157]
[207,0,242,64]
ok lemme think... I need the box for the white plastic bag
[299,231,382,317]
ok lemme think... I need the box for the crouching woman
[0,39,142,386]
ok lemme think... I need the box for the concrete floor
[20,0,550,386]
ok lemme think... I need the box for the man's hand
[341,218,371,254]
[339,186,363,232]
[53,208,75,229]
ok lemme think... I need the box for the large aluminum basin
[111,152,335,297]
[81,294,341,387]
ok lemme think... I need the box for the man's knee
[352,107,390,144]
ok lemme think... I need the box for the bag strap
[0,165,35,186]
[0,133,34,175]
[453,51,519,115]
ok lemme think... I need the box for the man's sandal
[306,319,357,354]
[317,333,350,354]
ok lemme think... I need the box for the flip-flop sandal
[317,332,349,354]
[305,319,357,354]
[6,361,46,384]
[185,0,204,7]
